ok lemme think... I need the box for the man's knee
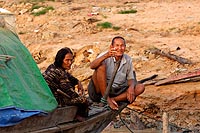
[138,83,145,89]
[135,83,145,95]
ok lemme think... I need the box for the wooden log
[150,48,192,64]
[155,69,200,86]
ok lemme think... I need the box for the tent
[0,9,57,127]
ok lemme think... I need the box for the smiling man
[88,36,145,110]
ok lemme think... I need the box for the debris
[87,18,100,24]
[149,47,193,64]
[72,22,81,28]
[82,50,91,63]
[130,113,145,130]
[70,7,85,11]
[87,12,99,16]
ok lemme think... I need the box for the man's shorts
[88,79,102,102]
[88,79,128,102]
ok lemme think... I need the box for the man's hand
[127,87,136,103]
[107,97,118,110]
[108,47,117,57]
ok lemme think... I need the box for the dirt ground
[1,0,200,132]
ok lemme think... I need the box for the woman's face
[62,53,74,70]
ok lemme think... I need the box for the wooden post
[163,112,169,133]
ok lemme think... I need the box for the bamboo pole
[162,112,169,133]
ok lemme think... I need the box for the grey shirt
[98,52,135,96]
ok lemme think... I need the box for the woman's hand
[77,81,84,96]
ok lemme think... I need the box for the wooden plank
[171,76,200,83]
[0,106,77,133]
[155,69,200,86]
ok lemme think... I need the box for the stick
[150,48,192,64]
[102,59,121,101]
[138,74,158,83]
[57,89,71,99]
[0,55,15,61]
[0,55,15,58]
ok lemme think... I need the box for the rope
[119,112,134,133]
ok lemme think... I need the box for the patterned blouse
[42,64,82,106]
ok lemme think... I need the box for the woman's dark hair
[111,36,126,46]
[54,47,73,67]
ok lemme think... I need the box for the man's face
[112,38,126,57]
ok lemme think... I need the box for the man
[88,36,145,110]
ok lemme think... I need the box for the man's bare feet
[107,97,118,110]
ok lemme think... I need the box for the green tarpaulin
[0,27,57,112]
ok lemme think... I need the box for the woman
[43,47,88,121]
